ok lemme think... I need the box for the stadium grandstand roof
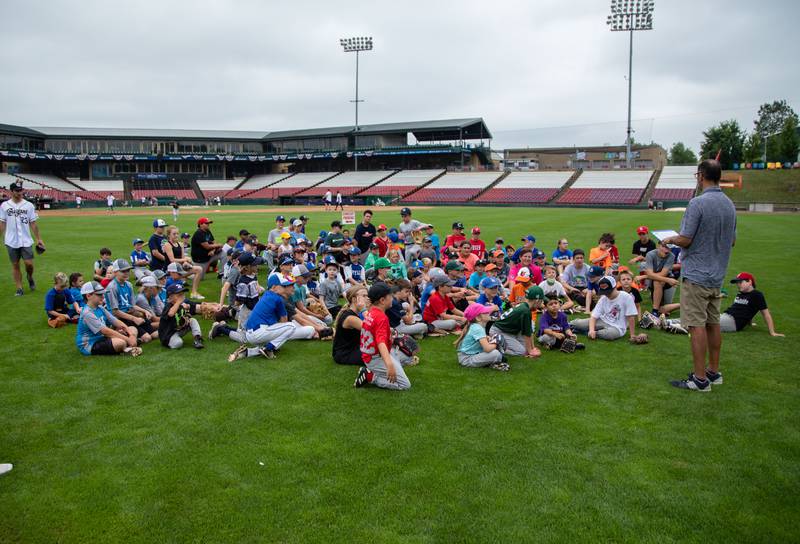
[505,143,662,154]
[5,117,491,142]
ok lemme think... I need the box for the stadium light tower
[340,36,374,172]
[607,0,655,168]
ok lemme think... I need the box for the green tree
[776,116,799,164]
[700,119,745,169]
[754,99,798,138]
[667,142,697,165]
[743,132,764,163]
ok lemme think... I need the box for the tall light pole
[340,36,373,172]
[607,0,654,168]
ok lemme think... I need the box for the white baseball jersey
[107,195,115,206]
[324,190,332,202]
[0,198,38,248]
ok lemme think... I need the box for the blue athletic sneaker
[705,370,723,385]
[670,373,711,392]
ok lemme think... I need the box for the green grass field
[724,169,800,204]
[1,205,798,543]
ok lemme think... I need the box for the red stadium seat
[557,188,644,205]
[474,187,559,204]
[652,188,695,201]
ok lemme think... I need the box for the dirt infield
[39,204,431,217]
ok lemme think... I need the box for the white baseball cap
[80,281,106,295]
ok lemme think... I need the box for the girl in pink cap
[454,303,509,371]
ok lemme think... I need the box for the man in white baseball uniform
[0,182,45,296]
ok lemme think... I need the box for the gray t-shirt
[135,293,165,316]
[679,186,737,288]
[644,249,676,275]
[104,279,134,312]
[225,266,241,305]
[318,277,343,309]
[560,263,589,288]
[268,227,288,246]
[398,220,424,244]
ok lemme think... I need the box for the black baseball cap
[400,207,411,216]
[9,182,23,192]
[166,283,187,296]
[597,276,616,295]
[452,221,464,230]
[239,229,250,236]
[368,282,393,302]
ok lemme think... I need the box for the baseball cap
[484,263,498,272]
[368,282,392,302]
[139,275,158,288]
[369,242,379,249]
[330,220,342,228]
[280,232,291,239]
[323,255,338,266]
[318,230,328,238]
[377,224,387,231]
[471,227,481,234]
[597,276,617,295]
[445,261,463,272]
[533,249,545,259]
[464,303,494,322]
[299,215,308,221]
[132,238,144,245]
[411,259,424,269]
[480,276,501,290]
[237,252,265,266]
[425,223,434,229]
[522,235,536,243]
[515,268,531,282]
[492,250,505,258]
[495,237,504,244]
[267,274,296,288]
[292,219,303,227]
[181,232,191,239]
[400,207,411,216]
[276,215,286,222]
[153,218,167,228]
[475,259,488,267]
[422,236,432,243]
[525,285,545,301]
[589,265,605,278]
[113,258,132,272]
[373,257,392,269]
[293,246,306,253]
[166,283,188,296]
[291,264,310,277]
[637,225,649,235]
[387,232,399,243]
[239,229,250,236]
[279,255,295,266]
[80,281,105,295]
[167,262,187,275]
[289,217,297,224]
[9,181,23,192]
[197,217,213,225]
[349,247,362,256]
[730,272,756,287]
[452,221,464,230]
[432,275,455,288]
[152,270,166,280]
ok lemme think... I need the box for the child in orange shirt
[589,233,615,273]
[510,268,539,323]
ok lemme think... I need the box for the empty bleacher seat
[403,171,502,203]
[557,170,652,205]
[247,172,339,199]
[474,171,571,203]
[360,169,444,196]
[237,173,294,191]
[131,189,197,200]
[14,174,79,192]
[295,171,391,197]
[651,166,696,201]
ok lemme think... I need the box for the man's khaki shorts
[680,278,721,328]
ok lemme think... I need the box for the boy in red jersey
[353,283,411,390]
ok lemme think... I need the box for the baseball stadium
[1,1,799,543]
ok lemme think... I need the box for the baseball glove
[306,299,327,317]
[560,337,577,353]
[214,305,236,322]
[488,333,506,353]
[393,334,419,357]
[629,333,649,345]
[198,302,221,320]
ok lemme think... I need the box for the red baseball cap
[730,272,756,287]
[471,227,481,234]
[197,217,213,225]
[377,224,387,231]
[637,226,649,235]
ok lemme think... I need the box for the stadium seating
[403,171,503,203]
[236,173,294,191]
[247,172,340,198]
[474,171,571,204]
[359,169,444,197]
[14,174,78,192]
[294,171,392,197]
[131,189,197,200]
[557,170,652,205]
[0,173,76,201]
[197,179,243,199]
[652,166,696,201]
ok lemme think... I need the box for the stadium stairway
[468,170,511,202]
[190,179,204,200]
[638,167,663,206]
[123,180,133,201]
[401,170,448,200]
[352,170,401,195]
[549,169,583,203]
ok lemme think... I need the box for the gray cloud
[1,0,796,154]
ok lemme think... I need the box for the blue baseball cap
[411,259,424,269]
[480,277,501,290]
[319,230,328,238]
[268,273,295,288]
[153,219,167,228]
[276,215,286,222]
[166,283,187,296]
[306,261,316,271]
[522,235,536,243]
[348,247,362,256]
[589,265,605,278]
[533,249,545,259]
[323,255,337,265]
[279,255,294,266]
[132,238,144,245]
[387,232,399,243]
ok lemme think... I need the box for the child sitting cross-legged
[538,296,584,351]
[455,303,509,371]
[538,265,574,313]
[570,276,646,343]
[158,283,205,350]
[45,272,81,328]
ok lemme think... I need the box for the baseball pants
[569,318,623,340]
[168,318,201,349]
[365,354,411,391]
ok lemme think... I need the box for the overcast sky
[1,0,797,153]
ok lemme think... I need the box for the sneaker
[406,355,420,367]
[664,321,689,335]
[489,361,510,372]
[257,347,276,359]
[428,329,448,337]
[0,463,12,476]
[319,328,334,339]
[28,277,35,291]
[190,292,206,300]
[14,289,23,297]
[574,342,586,350]
[193,336,204,349]
[639,312,656,329]
[353,366,371,388]
[209,321,226,340]
[227,344,248,363]
[670,373,711,392]
[122,346,143,357]
[705,369,723,385]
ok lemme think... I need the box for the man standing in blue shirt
[663,160,736,392]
